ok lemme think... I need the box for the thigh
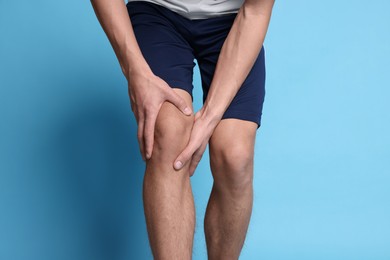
[126,1,196,101]
[195,15,266,129]
[224,47,266,129]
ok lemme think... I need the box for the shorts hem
[221,110,262,129]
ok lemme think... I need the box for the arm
[173,0,275,174]
[90,0,192,161]
[90,0,150,80]
[203,0,275,123]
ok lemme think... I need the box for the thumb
[165,88,192,116]
[173,145,194,171]
[194,110,202,121]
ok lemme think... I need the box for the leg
[143,89,195,260]
[194,13,265,259]
[204,118,258,260]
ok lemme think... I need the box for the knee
[152,101,194,160]
[210,143,254,192]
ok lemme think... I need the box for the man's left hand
[173,106,220,176]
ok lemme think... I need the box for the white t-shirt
[127,0,244,20]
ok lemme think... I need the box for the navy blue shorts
[126,1,266,128]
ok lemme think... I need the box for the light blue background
[1,0,389,259]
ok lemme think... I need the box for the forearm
[90,0,151,81]
[203,0,274,122]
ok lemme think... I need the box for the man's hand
[128,70,193,161]
[173,107,220,176]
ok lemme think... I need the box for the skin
[91,0,274,258]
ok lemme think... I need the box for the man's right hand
[127,69,193,161]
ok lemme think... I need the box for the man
[90,0,274,259]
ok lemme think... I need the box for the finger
[132,107,139,123]
[128,89,136,112]
[165,88,192,116]
[189,143,207,177]
[143,109,159,160]
[194,110,202,120]
[174,143,196,171]
[137,115,146,161]
[130,101,135,113]
[129,96,135,112]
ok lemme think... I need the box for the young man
[91,0,274,259]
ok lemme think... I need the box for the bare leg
[204,119,258,260]
[143,89,195,260]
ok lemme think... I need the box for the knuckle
[182,154,190,162]
[144,105,153,114]
[144,135,152,146]
[165,88,175,98]
[145,102,160,115]
[137,113,144,121]
[176,100,185,108]
[145,129,153,139]
[143,128,150,138]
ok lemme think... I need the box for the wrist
[119,47,152,81]
[122,59,152,82]
[201,103,224,128]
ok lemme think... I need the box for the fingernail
[174,161,183,170]
[184,107,191,115]
[146,153,150,159]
